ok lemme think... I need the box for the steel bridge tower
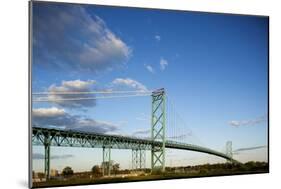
[226,141,233,163]
[151,88,166,172]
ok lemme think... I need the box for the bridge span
[32,126,238,178]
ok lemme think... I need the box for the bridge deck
[32,127,236,162]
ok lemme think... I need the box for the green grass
[33,166,268,188]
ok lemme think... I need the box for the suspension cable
[32,90,153,95]
[33,93,151,102]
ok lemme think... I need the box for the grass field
[32,162,269,188]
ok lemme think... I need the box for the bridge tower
[151,88,166,172]
[132,149,146,171]
[102,146,112,176]
[226,141,233,162]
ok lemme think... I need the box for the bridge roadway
[32,127,236,162]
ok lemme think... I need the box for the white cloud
[111,78,148,92]
[33,107,66,117]
[60,80,96,90]
[32,107,119,133]
[33,5,131,73]
[229,115,267,127]
[228,120,240,127]
[46,80,97,109]
[144,64,154,73]
[160,58,168,71]
[155,35,161,41]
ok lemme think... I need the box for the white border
[1,0,280,189]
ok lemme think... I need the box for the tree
[36,172,45,180]
[91,165,101,177]
[62,166,74,177]
[112,163,120,174]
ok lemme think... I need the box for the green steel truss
[32,127,152,150]
[151,88,166,172]
[132,149,146,171]
[32,126,234,160]
[226,141,233,163]
[32,127,238,179]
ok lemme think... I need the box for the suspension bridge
[32,88,239,179]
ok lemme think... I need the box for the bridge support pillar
[102,146,111,176]
[44,135,51,180]
[226,141,233,163]
[140,149,146,169]
[151,88,166,173]
[132,149,146,171]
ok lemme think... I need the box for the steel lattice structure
[151,88,166,172]
[132,149,146,170]
[32,126,238,179]
[226,141,233,163]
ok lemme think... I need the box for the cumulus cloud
[46,80,97,109]
[33,107,77,128]
[111,78,148,92]
[32,107,119,133]
[33,107,65,117]
[229,115,267,127]
[33,3,131,73]
[33,153,74,160]
[155,35,161,41]
[160,58,168,71]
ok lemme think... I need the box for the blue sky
[32,2,268,172]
